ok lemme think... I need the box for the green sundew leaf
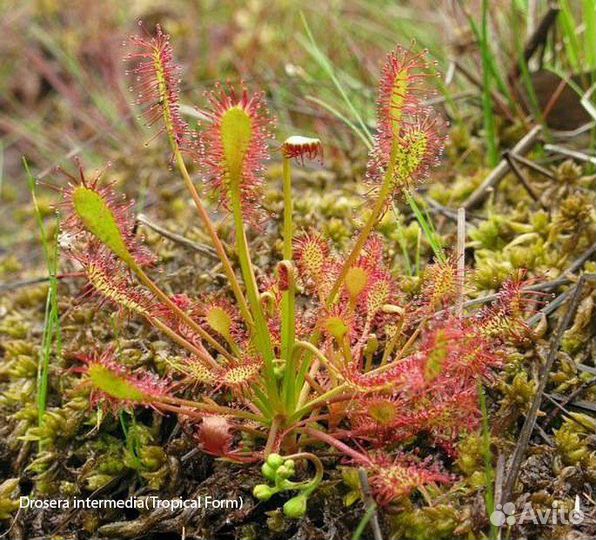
[206,306,232,338]
[220,106,252,185]
[323,316,349,341]
[394,129,428,179]
[72,186,133,265]
[344,266,369,299]
[88,363,146,402]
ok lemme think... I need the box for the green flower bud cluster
[252,453,317,519]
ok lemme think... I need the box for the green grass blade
[479,383,497,540]
[306,96,373,149]
[300,12,374,147]
[120,412,142,469]
[584,0,596,70]
[511,11,544,125]
[392,203,413,276]
[478,0,499,166]
[406,193,445,263]
[0,142,4,198]
[467,13,512,103]
[24,158,62,434]
[558,0,581,71]
[351,502,378,540]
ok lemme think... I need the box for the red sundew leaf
[340,354,425,393]
[217,357,263,393]
[74,248,156,318]
[471,271,541,342]
[281,135,323,164]
[198,82,275,226]
[365,45,446,197]
[126,24,190,150]
[77,349,170,414]
[363,453,451,505]
[418,256,459,312]
[57,162,155,268]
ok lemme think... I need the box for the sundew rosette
[46,25,546,516]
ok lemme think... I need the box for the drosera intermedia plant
[50,25,538,518]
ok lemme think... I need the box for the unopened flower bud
[262,463,276,481]
[266,453,284,469]
[276,465,292,479]
[283,494,307,518]
[253,484,274,501]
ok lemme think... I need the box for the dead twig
[546,392,596,414]
[526,287,574,327]
[425,197,483,222]
[358,468,383,540]
[543,144,596,165]
[508,4,559,80]
[543,390,596,427]
[452,61,516,122]
[0,272,81,293]
[464,126,542,209]
[502,151,544,207]
[543,380,596,429]
[565,242,596,274]
[0,275,53,293]
[509,151,555,179]
[462,276,571,311]
[525,270,595,326]
[137,214,218,259]
[456,207,466,317]
[494,452,505,514]
[578,364,596,376]
[500,277,587,505]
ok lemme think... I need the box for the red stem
[303,427,371,465]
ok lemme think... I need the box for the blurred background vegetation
[1,1,594,267]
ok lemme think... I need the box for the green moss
[390,504,462,540]
[0,479,19,521]
[456,433,486,476]
[0,312,30,339]
[472,253,513,290]
[554,414,595,466]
